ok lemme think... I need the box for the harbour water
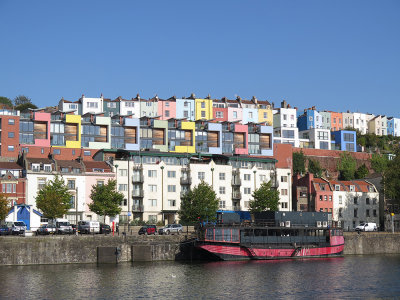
[1,255,400,299]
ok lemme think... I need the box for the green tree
[178,181,219,224]
[371,153,389,174]
[15,102,38,111]
[337,152,357,180]
[308,158,323,178]
[381,149,400,203]
[0,193,11,223]
[293,151,306,175]
[13,95,32,106]
[35,175,72,219]
[88,180,123,221]
[355,164,369,179]
[249,181,280,213]
[0,96,13,108]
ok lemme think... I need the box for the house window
[244,188,251,194]
[244,174,251,181]
[354,208,358,218]
[184,111,189,118]
[168,199,176,207]
[97,181,104,186]
[84,151,91,156]
[8,145,14,152]
[281,176,287,182]
[335,185,340,191]
[70,195,75,209]
[373,209,377,217]
[61,167,69,173]
[264,112,267,119]
[119,184,127,191]
[167,171,176,178]
[281,189,288,196]
[8,119,15,125]
[281,202,288,209]
[249,112,253,119]
[219,201,226,209]
[148,185,157,192]
[168,185,176,193]
[329,195,332,201]
[233,111,238,119]
[219,187,225,194]
[201,102,205,109]
[53,149,61,155]
[119,169,127,176]
[366,198,370,205]
[38,178,46,190]
[148,170,157,178]
[339,208,342,218]
[67,180,75,190]
[201,111,206,118]
[354,197,358,204]
[349,185,355,192]
[198,172,205,180]
[324,195,327,201]
[219,173,225,181]
[8,132,14,138]
[373,198,377,205]
[148,199,157,207]
[320,195,323,201]
[366,209,370,217]
[165,110,170,117]
[259,175,266,182]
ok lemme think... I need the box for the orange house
[330,112,343,132]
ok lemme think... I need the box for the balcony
[225,205,242,211]
[231,177,241,186]
[180,191,189,198]
[180,176,192,185]
[132,204,144,212]
[132,174,144,183]
[132,190,144,198]
[232,192,242,200]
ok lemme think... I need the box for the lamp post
[211,167,214,188]
[75,186,78,235]
[161,165,165,224]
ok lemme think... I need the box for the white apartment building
[273,104,300,147]
[299,128,331,150]
[81,96,104,115]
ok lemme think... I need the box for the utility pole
[75,186,78,235]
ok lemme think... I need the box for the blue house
[331,130,357,152]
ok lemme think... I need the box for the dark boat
[196,211,344,261]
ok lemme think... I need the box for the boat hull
[197,243,344,261]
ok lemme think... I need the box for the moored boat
[196,211,344,261]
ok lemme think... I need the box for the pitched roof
[0,162,22,170]
[83,161,112,172]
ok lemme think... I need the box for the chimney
[312,106,316,110]
[294,107,298,111]
[206,94,211,99]
[272,102,275,108]
[281,100,287,108]
[190,93,196,99]
[251,96,258,104]
[100,93,103,98]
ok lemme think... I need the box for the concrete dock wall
[1,233,400,265]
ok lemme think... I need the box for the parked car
[355,222,377,232]
[100,223,111,234]
[36,224,56,235]
[158,224,183,235]
[0,225,11,236]
[11,221,27,235]
[138,225,157,235]
[78,221,100,234]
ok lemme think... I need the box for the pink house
[234,124,248,155]
[158,96,176,120]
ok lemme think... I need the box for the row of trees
[0,95,37,111]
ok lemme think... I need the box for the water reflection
[0,256,400,299]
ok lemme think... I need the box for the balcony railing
[132,204,144,212]
[231,178,241,186]
[132,175,144,183]
[132,190,144,198]
[180,176,192,185]
[232,192,242,200]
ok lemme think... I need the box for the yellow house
[258,109,273,125]
[54,114,82,149]
[195,98,213,120]
[172,121,196,153]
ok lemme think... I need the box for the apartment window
[84,151,91,156]
[148,185,157,192]
[21,147,29,153]
[184,111,189,118]
[366,209,370,217]
[281,176,287,182]
[168,199,176,207]
[70,195,75,209]
[281,189,288,196]
[97,181,104,186]
[2,183,16,193]
[119,184,127,192]
[8,119,15,125]
[38,178,46,190]
[373,209,377,217]
[184,102,189,107]
[41,148,44,154]
[349,185,355,192]
[281,202,288,209]
[354,197,358,204]
[216,111,224,118]
[339,208,343,218]
[259,175,266,182]
[44,164,51,172]
[366,198,370,205]
[61,167,69,173]
[320,195,323,201]
[119,169,127,176]
[8,145,14,152]
[373,198,377,205]
[165,102,170,107]
[148,199,157,207]
[201,102,206,108]
[8,132,14,138]
[244,188,251,194]
[167,171,176,178]
[284,114,288,121]
[219,187,225,194]
[168,185,176,193]
[329,195,332,201]
[148,170,157,178]
[148,215,157,222]
[324,195,327,201]
[249,112,253,118]
[87,102,98,108]
[263,112,267,119]
[198,172,205,180]
[165,110,170,117]
[244,174,251,181]
[201,111,206,118]
[67,180,75,190]
[335,185,340,191]
[219,200,226,209]
[233,111,238,119]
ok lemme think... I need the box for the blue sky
[0,1,399,116]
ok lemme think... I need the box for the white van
[355,222,377,232]
[49,218,73,235]
[78,221,100,234]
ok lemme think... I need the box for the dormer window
[61,167,69,173]
[335,184,340,191]
[32,164,40,172]
[93,168,104,173]
[44,164,52,172]
[349,185,355,192]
